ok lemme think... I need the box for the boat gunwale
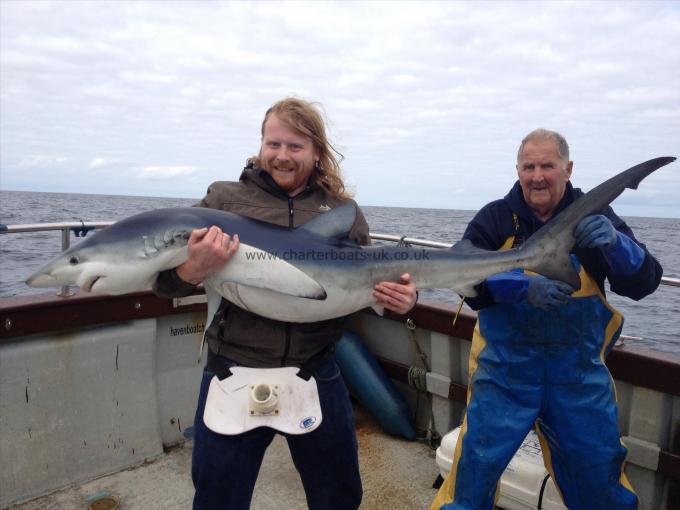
[1,290,679,399]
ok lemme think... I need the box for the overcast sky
[1,1,679,217]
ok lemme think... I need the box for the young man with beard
[154,98,417,510]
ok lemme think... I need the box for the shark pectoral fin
[371,303,385,316]
[205,284,223,328]
[221,275,326,299]
[212,246,327,300]
[200,284,224,361]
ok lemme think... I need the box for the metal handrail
[370,233,453,249]
[0,221,114,233]
[1,221,114,296]
[1,222,678,288]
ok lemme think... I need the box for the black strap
[206,351,234,381]
[295,349,332,381]
[537,473,551,509]
[510,212,525,248]
[206,348,331,382]
[432,474,444,490]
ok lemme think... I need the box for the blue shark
[26,157,675,323]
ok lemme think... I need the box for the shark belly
[204,244,379,322]
[220,283,373,322]
[208,243,327,300]
[216,259,374,322]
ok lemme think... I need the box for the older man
[431,129,662,510]
[154,98,417,510]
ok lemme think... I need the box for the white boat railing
[0,221,115,246]
[2,222,679,290]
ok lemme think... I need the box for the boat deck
[11,405,441,509]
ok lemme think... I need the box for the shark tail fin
[519,156,675,290]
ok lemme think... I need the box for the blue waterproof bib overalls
[432,237,638,510]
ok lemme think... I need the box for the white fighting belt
[203,366,323,435]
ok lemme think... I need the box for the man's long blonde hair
[251,98,352,200]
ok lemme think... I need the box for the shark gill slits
[163,230,174,246]
[154,235,166,250]
[143,236,158,256]
[173,230,190,245]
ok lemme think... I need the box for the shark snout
[26,272,58,288]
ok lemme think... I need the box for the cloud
[0,1,678,216]
[89,158,109,168]
[393,74,418,86]
[338,99,381,111]
[119,71,178,85]
[89,157,125,169]
[417,109,448,120]
[605,87,680,105]
[135,166,198,180]
[19,155,69,168]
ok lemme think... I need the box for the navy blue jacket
[463,181,663,310]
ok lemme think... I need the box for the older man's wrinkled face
[260,114,319,197]
[517,139,573,222]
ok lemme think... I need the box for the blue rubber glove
[526,275,573,310]
[486,271,573,310]
[574,215,617,249]
[574,215,645,275]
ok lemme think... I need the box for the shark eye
[69,256,80,265]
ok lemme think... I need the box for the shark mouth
[84,276,102,292]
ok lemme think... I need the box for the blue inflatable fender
[335,331,416,440]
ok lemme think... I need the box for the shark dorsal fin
[299,203,356,239]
